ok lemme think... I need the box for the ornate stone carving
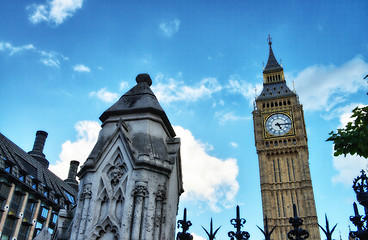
[132,183,148,198]
[93,219,119,240]
[107,163,126,186]
[156,188,166,202]
[81,184,92,200]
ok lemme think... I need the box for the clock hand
[275,122,282,129]
[278,123,291,125]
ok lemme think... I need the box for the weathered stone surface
[70,74,183,240]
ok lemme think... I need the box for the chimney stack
[28,130,50,168]
[64,160,80,191]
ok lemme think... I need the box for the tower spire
[263,35,283,73]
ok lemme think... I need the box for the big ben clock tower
[253,37,320,240]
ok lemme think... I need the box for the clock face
[265,113,292,136]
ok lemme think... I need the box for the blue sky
[1,0,368,239]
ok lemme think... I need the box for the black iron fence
[177,168,368,240]
[176,203,311,240]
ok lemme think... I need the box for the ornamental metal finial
[287,204,309,240]
[257,216,276,240]
[349,170,368,239]
[228,205,250,240]
[202,218,221,240]
[352,170,368,209]
[177,208,193,240]
[349,202,368,239]
[268,34,272,46]
[318,214,337,240]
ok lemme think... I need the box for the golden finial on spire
[267,34,272,46]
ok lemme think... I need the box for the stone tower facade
[252,39,320,240]
[70,74,183,240]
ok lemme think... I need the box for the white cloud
[0,42,35,55]
[73,64,90,72]
[330,103,368,186]
[28,0,83,25]
[41,58,60,67]
[50,121,100,179]
[226,75,263,106]
[89,88,119,103]
[159,19,181,37]
[332,153,368,186]
[191,233,206,240]
[51,122,239,211]
[230,142,238,148]
[214,111,251,125]
[322,102,365,124]
[120,81,129,91]
[175,126,239,211]
[289,56,368,111]
[152,74,222,104]
[0,41,66,68]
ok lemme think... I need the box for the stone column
[70,189,85,240]
[77,184,92,240]
[153,187,166,240]
[130,182,148,240]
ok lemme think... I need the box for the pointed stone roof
[99,74,176,137]
[263,37,283,74]
[256,81,295,101]
[257,36,296,101]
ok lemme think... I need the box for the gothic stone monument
[70,74,184,240]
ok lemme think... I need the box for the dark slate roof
[256,81,296,101]
[99,74,176,137]
[0,132,77,204]
[263,44,283,74]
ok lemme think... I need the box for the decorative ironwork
[287,204,309,240]
[318,214,337,240]
[257,216,276,240]
[228,205,250,240]
[353,170,368,208]
[350,170,368,239]
[177,208,193,240]
[202,218,221,240]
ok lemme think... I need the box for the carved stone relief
[107,162,126,186]
[93,218,119,240]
